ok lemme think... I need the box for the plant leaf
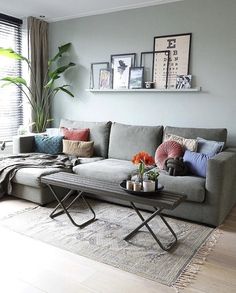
[57,86,74,97]
[48,43,72,65]
[46,62,75,88]
[1,76,28,87]
[0,47,29,63]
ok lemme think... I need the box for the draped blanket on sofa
[0,154,74,197]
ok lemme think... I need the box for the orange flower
[132,151,155,166]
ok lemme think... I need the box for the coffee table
[41,172,186,251]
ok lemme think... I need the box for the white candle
[133,181,141,192]
[126,180,133,190]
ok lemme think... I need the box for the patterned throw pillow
[34,135,63,154]
[61,127,90,141]
[164,133,197,152]
[63,139,94,157]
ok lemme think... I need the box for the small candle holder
[126,180,133,190]
[133,181,141,192]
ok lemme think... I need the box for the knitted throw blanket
[0,153,75,198]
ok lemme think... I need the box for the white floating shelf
[86,87,201,93]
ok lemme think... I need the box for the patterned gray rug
[0,199,215,286]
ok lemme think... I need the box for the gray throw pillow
[197,137,224,155]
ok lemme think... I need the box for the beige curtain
[27,17,48,125]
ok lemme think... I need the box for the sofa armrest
[13,135,35,154]
[205,151,236,225]
[225,147,236,153]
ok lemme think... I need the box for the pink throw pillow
[61,127,90,141]
[155,140,184,170]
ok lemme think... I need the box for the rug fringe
[172,227,222,292]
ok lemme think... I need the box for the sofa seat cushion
[158,171,206,203]
[73,159,137,183]
[13,168,70,188]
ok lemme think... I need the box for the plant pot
[143,180,155,192]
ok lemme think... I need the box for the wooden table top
[41,172,186,211]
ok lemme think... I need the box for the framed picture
[153,33,192,88]
[176,75,192,89]
[99,68,112,89]
[111,53,136,89]
[129,67,144,89]
[90,62,109,89]
[140,50,170,89]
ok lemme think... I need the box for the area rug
[0,199,219,287]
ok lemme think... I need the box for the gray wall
[49,0,236,146]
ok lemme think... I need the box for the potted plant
[146,169,160,190]
[131,151,155,182]
[0,43,75,133]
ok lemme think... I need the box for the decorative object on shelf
[111,53,136,89]
[153,33,192,89]
[144,81,155,89]
[176,74,192,89]
[99,68,112,89]
[132,151,155,183]
[129,67,144,89]
[90,62,109,89]
[140,50,170,89]
[0,43,75,133]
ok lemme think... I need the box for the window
[0,13,23,141]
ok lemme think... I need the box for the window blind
[0,13,23,141]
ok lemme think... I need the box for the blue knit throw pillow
[34,135,63,155]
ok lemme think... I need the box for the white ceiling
[1,0,183,22]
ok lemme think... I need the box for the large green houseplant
[0,43,75,132]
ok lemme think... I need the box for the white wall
[49,0,236,145]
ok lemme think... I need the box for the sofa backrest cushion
[60,119,112,158]
[108,122,163,161]
[164,126,227,145]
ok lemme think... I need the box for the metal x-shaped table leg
[124,202,177,251]
[48,184,96,228]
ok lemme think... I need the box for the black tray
[120,180,164,196]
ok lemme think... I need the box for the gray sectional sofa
[11,119,236,227]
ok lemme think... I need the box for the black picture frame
[153,33,192,89]
[129,67,144,89]
[140,50,170,89]
[90,62,109,89]
[110,53,136,89]
[99,68,112,89]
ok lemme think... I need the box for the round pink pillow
[155,140,184,169]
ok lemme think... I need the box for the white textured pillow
[164,133,197,152]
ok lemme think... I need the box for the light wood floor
[0,197,235,293]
